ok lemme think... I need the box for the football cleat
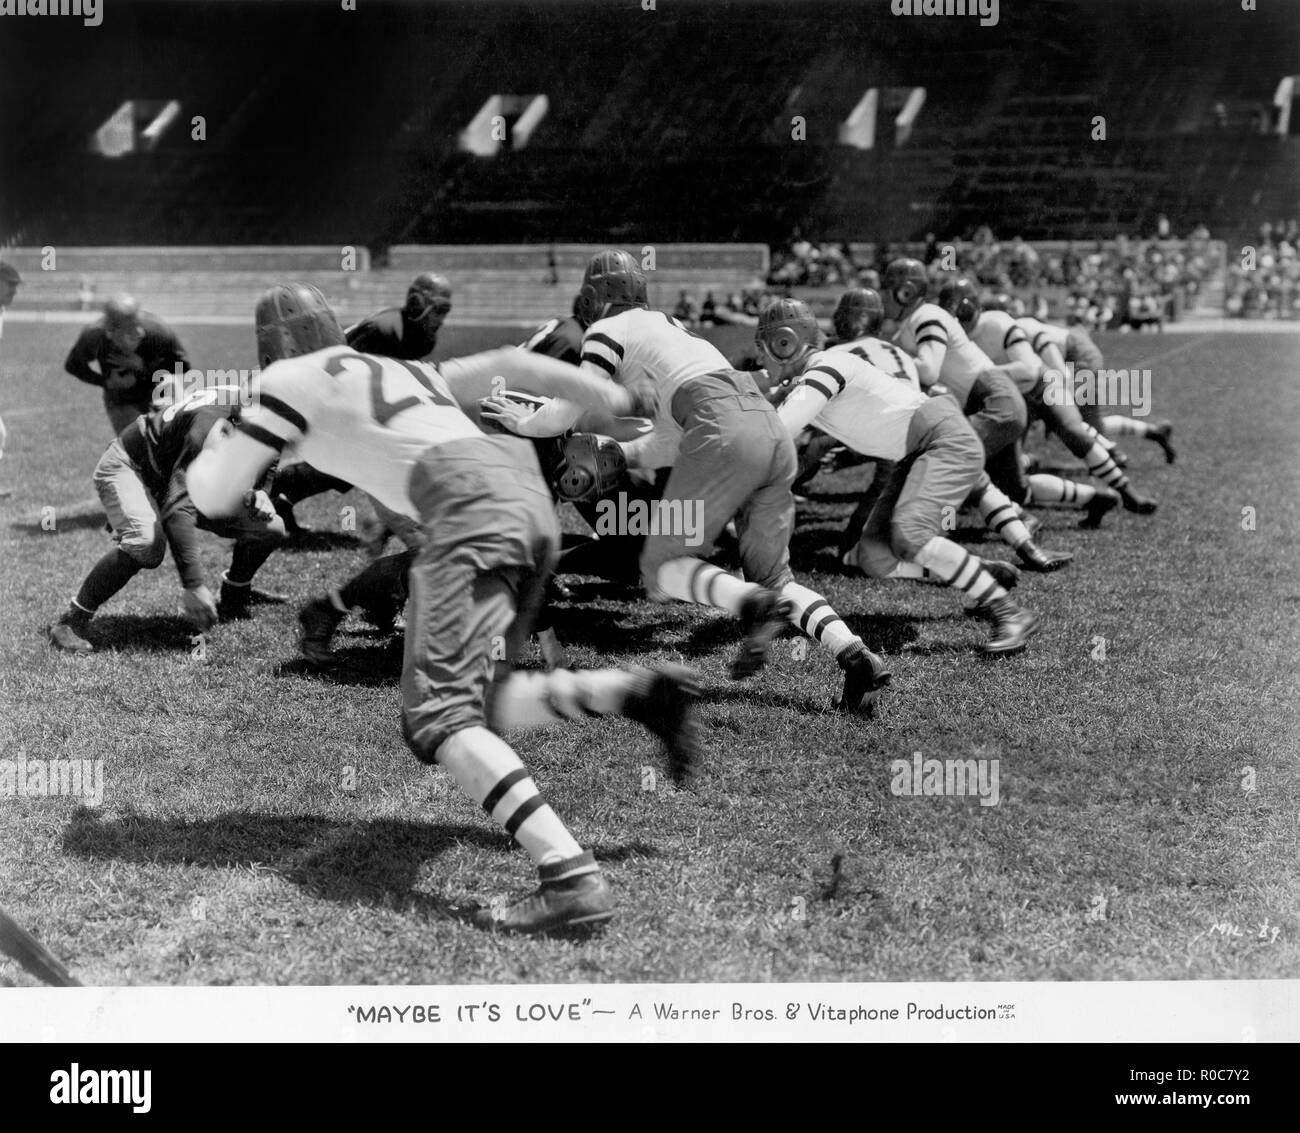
[218,579,287,621]
[979,595,1040,655]
[298,597,345,666]
[1016,541,1073,572]
[1151,421,1176,464]
[49,620,93,655]
[1120,488,1158,515]
[473,869,614,935]
[731,590,794,680]
[838,646,892,717]
[1079,488,1121,529]
[623,664,703,787]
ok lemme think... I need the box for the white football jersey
[969,311,1041,393]
[778,349,927,462]
[237,345,480,520]
[579,307,733,468]
[1017,316,1070,356]
[829,335,921,390]
[893,303,993,403]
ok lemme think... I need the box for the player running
[882,259,1073,573]
[481,250,891,715]
[187,282,703,935]
[1014,307,1176,465]
[762,300,1039,655]
[940,281,1158,524]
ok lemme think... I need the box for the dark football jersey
[345,307,438,360]
[522,316,584,366]
[119,392,232,503]
[64,313,188,408]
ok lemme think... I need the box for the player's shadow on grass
[275,636,405,685]
[71,614,199,654]
[62,808,658,921]
[276,530,362,553]
[540,606,681,653]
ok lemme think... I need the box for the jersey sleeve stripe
[804,377,839,401]
[914,319,948,338]
[580,351,618,377]
[806,365,847,393]
[258,394,309,436]
[236,420,288,452]
[1004,327,1028,349]
[585,332,625,359]
[916,333,947,347]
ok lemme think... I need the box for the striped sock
[1103,416,1152,437]
[976,482,1033,549]
[436,726,586,867]
[1028,474,1098,506]
[655,557,757,616]
[914,536,1007,606]
[1083,440,1130,490]
[1084,424,1119,453]
[489,668,639,733]
[781,581,862,660]
[885,561,930,581]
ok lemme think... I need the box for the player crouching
[759,300,1039,655]
[48,388,287,654]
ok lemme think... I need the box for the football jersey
[522,315,584,366]
[120,386,238,500]
[828,335,921,389]
[344,307,438,360]
[236,345,480,520]
[578,307,732,469]
[580,308,731,433]
[893,303,993,403]
[1017,316,1070,356]
[969,311,1041,393]
[64,313,188,407]
[778,349,927,462]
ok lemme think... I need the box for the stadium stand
[1,0,1295,272]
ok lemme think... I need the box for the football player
[521,297,584,366]
[828,287,920,389]
[941,281,1156,524]
[187,282,703,935]
[47,387,287,654]
[1014,308,1176,464]
[765,300,1038,653]
[882,259,1073,573]
[482,250,892,716]
[64,296,189,436]
[271,273,456,535]
[824,287,918,553]
[345,272,452,360]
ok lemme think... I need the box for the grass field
[1,319,1297,985]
